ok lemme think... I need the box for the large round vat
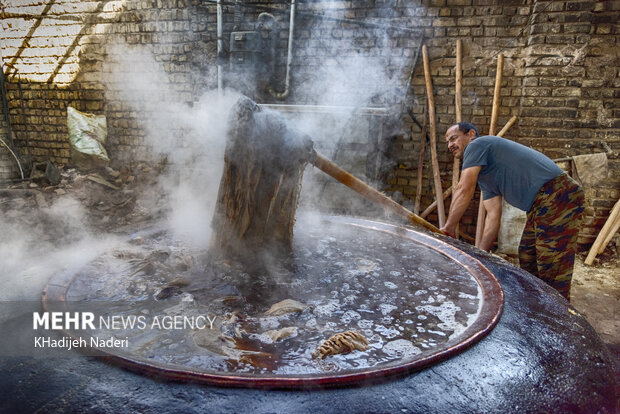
[0,216,616,413]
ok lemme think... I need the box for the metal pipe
[269,0,295,100]
[217,0,223,96]
[259,103,388,116]
[205,0,422,35]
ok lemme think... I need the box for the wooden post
[475,53,504,248]
[414,110,428,215]
[452,39,463,236]
[422,45,446,227]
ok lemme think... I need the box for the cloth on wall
[572,153,608,187]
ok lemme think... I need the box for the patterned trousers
[519,173,585,301]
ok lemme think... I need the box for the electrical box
[229,31,261,68]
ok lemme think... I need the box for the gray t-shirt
[462,136,562,211]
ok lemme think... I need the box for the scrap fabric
[519,173,585,301]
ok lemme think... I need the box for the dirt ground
[572,250,620,356]
[1,165,618,358]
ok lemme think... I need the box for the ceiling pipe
[269,0,296,100]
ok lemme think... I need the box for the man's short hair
[457,122,479,137]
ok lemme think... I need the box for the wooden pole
[455,39,463,124]
[422,45,446,227]
[453,39,463,236]
[475,53,504,248]
[414,110,428,215]
[598,214,620,254]
[585,198,620,265]
[489,53,504,136]
[497,115,517,137]
[421,186,452,219]
[312,152,444,235]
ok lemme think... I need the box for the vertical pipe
[217,0,223,96]
[422,45,446,227]
[269,0,295,100]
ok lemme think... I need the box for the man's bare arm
[479,195,502,252]
[441,166,481,237]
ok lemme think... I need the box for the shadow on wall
[1,0,127,171]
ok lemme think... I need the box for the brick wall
[0,0,618,246]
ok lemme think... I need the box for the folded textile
[572,152,608,187]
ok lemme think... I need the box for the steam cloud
[0,3,423,303]
[0,196,119,304]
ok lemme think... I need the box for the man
[440,122,584,301]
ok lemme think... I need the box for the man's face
[445,125,475,159]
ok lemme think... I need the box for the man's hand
[440,225,456,238]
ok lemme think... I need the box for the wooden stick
[475,53,504,248]
[312,152,444,235]
[453,39,463,236]
[422,45,446,227]
[497,115,517,137]
[489,53,504,137]
[598,214,620,255]
[421,186,452,219]
[455,39,463,124]
[585,198,620,265]
[414,110,428,215]
[459,229,475,243]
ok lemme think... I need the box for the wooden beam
[422,45,446,227]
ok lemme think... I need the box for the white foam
[382,339,421,359]
[383,281,398,289]
[378,303,397,315]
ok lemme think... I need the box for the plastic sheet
[67,106,109,169]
